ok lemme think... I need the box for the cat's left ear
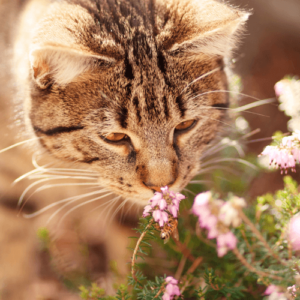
[158,0,250,57]
[29,46,115,89]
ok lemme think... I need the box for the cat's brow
[33,126,84,136]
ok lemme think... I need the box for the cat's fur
[0,0,249,298]
[11,0,249,204]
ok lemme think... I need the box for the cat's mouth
[97,169,196,205]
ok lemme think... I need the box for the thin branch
[153,283,166,299]
[131,219,154,284]
[232,247,284,281]
[173,238,195,262]
[238,209,287,266]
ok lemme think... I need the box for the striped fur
[14,0,249,204]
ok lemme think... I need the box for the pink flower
[216,232,237,257]
[143,187,185,230]
[142,205,152,217]
[161,186,169,194]
[193,191,211,207]
[168,204,179,218]
[153,209,169,227]
[275,81,285,97]
[261,146,296,171]
[166,277,178,285]
[287,285,297,297]
[265,285,280,295]
[150,193,164,207]
[162,276,180,300]
[289,215,300,251]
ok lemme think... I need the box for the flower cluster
[264,285,287,300]
[192,192,246,257]
[288,214,300,251]
[260,131,300,173]
[162,276,180,300]
[143,186,185,227]
[275,78,300,132]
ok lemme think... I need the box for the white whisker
[189,180,212,184]
[56,192,114,227]
[102,196,122,225]
[13,166,49,184]
[234,98,276,112]
[197,165,240,176]
[189,89,275,105]
[22,189,108,218]
[200,158,257,170]
[18,177,59,207]
[41,167,97,174]
[29,174,98,181]
[34,182,100,193]
[0,137,40,154]
[200,115,234,128]
[183,188,196,196]
[106,196,127,227]
[181,67,221,94]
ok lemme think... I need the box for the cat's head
[26,0,249,203]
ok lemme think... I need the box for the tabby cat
[0,0,248,298]
[11,0,249,204]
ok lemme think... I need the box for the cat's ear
[158,0,250,57]
[29,46,115,89]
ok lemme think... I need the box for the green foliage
[36,227,51,250]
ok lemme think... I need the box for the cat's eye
[105,133,128,142]
[175,120,195,131]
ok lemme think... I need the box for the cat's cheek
[96,176,154,203]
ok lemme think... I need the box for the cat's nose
[144,180,175,193]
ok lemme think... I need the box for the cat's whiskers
[17,173,99,207]
[107,197,130,228]
[183,187,196,196]
[191,104,268,117]
[200,157,257,170]
[196,165,240,176]
[189,89,276,106]
[22,189,109,218]
[0,137,40,154]
[189,180,212,184]
[199,115,235,129]
[181,67,221,95]
[56,191,115,227]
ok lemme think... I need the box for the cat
[13,0,249,203]
[0,0,249,298]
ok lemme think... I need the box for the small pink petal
[159,198,167,210]
[289,215,300,250]
[274,81,285,97]
[142,205,152,217]
[165,277,178,285]
[169,204,178,218]
[161,186,169,194]
[162,293,171,300]
[265,285,279,295]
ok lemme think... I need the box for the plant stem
[131,219,154,284]
[240,229,255,263]
[238,209,287,266]
[173,238,195,262]
[232,247,284,281]
[153,283,166,299]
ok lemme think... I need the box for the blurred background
[0,0,300,299]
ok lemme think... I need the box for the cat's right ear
[29,46,115,89]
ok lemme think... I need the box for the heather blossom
[264,285,287,300]
[192,192,242,257]
[142,186,185,227]
[259,131,300,173]
[288,214,300,251]
[162,276,180,300]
